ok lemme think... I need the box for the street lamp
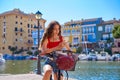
[35,11,42,74]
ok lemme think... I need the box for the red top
[47,36,63,49]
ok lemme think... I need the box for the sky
[0,0,120,26]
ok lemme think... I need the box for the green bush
[104,48,112,55]
[34,50,39,56]
[26,51,33,55]
[76,46,82,54]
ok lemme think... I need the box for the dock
[0,74,76,80]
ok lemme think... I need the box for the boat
[0,53,5,64]
[111,54,120,61]
[97,51,111,61]
[78,54,88,61]
[87,50,98,61]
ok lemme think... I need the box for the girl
[39,21,71,80]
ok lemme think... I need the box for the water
[69,61,120,80]
[0,60,120,80]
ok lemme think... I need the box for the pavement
[0,73,76,80]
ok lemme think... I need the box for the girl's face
[53,24,60,36]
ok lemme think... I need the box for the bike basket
[56,54,76,71]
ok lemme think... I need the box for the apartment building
[0,9,46,54]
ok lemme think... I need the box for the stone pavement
[0,74,76,80]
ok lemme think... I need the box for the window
[8,46,11,49]
[67,30,71,34]
[4,28,6,32]
[16,16,18,18]
[89,27,92,33]
[16,39,18,41]
[86,27,88,33]
[15,27,18,31]
[27,24,30,28]
[110,33,113,38]
[102,34,109,40]
[72,29,75,34]
[28,29,30,33]
[2,47,5,50]
[20,22,22,25]
[31,24,33,28]
[20,28,23,32]
[82,28,85,34]
[98,26,103,31]
[3,22,6,26]
[3,34,5,38]
[105,25,112,32]
[15,21,18,24]
[20,33,22,36]
[73,37,79,43]
[93,34,96,39]
[92,27,94,32]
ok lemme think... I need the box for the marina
[0,60,120,80]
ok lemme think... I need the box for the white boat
[78,54,88,61]
[97,51,110,61]
[111,54,120,61]
[87,51,98,61]
[0,53,5,64]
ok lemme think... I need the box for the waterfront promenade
[0,74,76,80]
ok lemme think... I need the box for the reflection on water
[0,60,120,80]
[69,61,120,80]
[0,60,37,74]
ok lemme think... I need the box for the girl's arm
[62,37,71,51]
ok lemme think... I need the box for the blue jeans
[44,58,59,73]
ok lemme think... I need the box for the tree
[15,48,24,55]
[112,24,120,39]
[34,50,39,56]
[76,46,83,54]
[104,48,112,56]
[9,46,17,56]
[26,51,33,55]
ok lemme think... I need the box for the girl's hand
[40,52,46,56]
[57,42,66,50]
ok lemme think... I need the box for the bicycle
[49,50,78,80]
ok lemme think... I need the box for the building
[61,20,82,52]
[62,18,103,52]
[31,29,44,52]
[97,19,118,48]
[62,18,119,52]
[0,9,46,54]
